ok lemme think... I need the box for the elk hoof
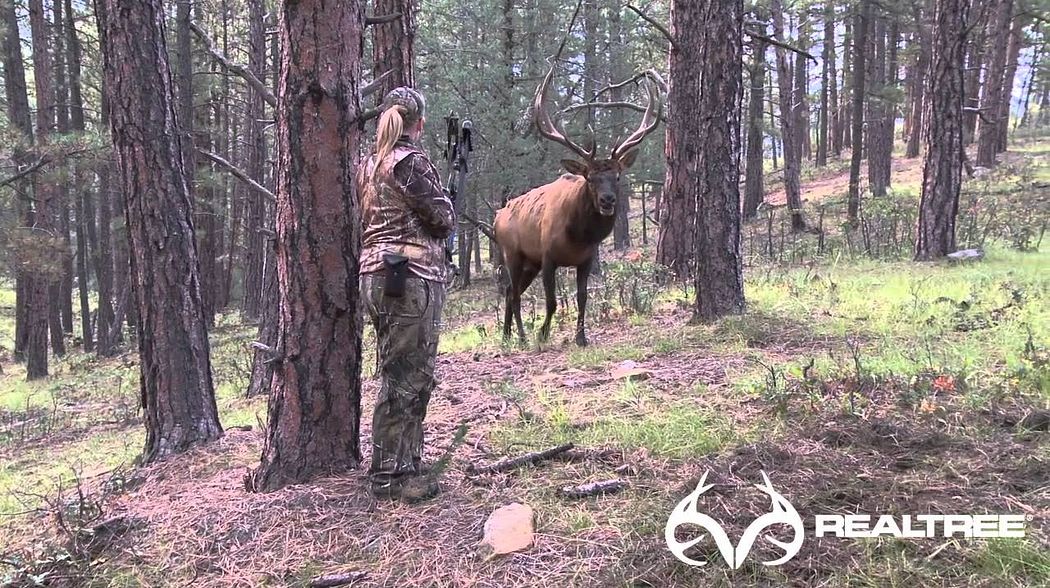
[575,333,589,347]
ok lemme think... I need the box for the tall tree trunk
[916,0,969,259]
[251,0,364,492]
[772,0,806,231]
[243,0,268,319]
[795,15,812,161]
[686,0,744,320]
[609,4,630,250]
[847,1,870,226]
[27,0,58,378]
[247,7,280,398]
[828,2,841,158]
[996,16,1024,152]
[868,17,896,198]
[97,0,223,462]
[841,18,853,149]
[975,0,1012,166]
[4,0,34,363]
[818,3,832,167]
[657,0,700,278]
[53,0,74,337]
[94,152,117,356]
[66,0,92,352]
[962,4,989,144]
[906,0,933,158]
[744,33,767,219]
[371,0,414,97]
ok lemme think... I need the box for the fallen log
[309,571,367,587]
[468,443,574,475]
[558,478,627,499]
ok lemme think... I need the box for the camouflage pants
[361,273,446,489]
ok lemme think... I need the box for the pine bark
[243,0,268,319]
[53,0,74,337]
[97,0,223,462]
[975,0,1013,166]
[4,0,34,363]
[689,0,745,321]
[916,0,969,260]
[996,16,1024,152]
[743,33,767,219]
[27,0,58,378]
[771,0,806,231]
[609,4,630,250]
[251,0,364,492]
[371,0,415,97]
[795,16,812,161]
[962,4,989,145]
[906,0,934,158]
[657,0,700,278]
[817,3,833,167]
[847,1,870,226]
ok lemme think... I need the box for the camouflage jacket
[359,138,456,282]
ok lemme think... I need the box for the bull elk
[493,66,663,346]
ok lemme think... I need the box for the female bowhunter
[358,87,455,503]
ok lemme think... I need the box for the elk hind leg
[502,256,523,342]
[575,257,593,347]
[539,259,557,342]
[515,265,539,343]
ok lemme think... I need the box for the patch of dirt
[765,157,924,207]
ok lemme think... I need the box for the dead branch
[459,211,496,241]
[627,4,676,49]
[0,148,92,188]
[309,571,368,587]
[198,149,276,202]
[365,13,401,26]
[359,107,381,123]
[558,478,627,498]
[362,69,394,98]
[467,443,574,475]
[190,22,277,108]
[746,30,817,62]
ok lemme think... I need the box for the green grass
[974,539,1050,584]
[494,384,740,459]
[0,428,139,526]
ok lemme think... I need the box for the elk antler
[533,65,596,162]
[610,69,665,161]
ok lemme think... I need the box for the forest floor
[0,146,1049,587]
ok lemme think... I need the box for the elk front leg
[575,258,593,346]
[538,259,557,342]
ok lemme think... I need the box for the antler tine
[611,69,665,160]
[533,65,596,161]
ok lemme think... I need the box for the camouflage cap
[382,86,427,123]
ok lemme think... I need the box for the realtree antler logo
[665,471,804,569]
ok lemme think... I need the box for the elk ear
[562,159,589,177]
[617,148,640,170]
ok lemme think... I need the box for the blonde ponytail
[372,105,408,180]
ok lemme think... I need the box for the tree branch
[627,4,676,49]
[362,69,394,98]
[190,22,277,108]
[0,148,92,188]
[746,30,817,62]
[198,149,276,202]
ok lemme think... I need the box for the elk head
[533,66,664,217]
